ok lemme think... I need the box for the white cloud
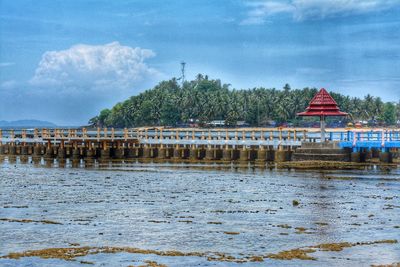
[0,62,15,67]
[30,42,159,92]
[0,80,17,90]
[242,0,399,24]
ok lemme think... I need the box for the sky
[0,0,400,125]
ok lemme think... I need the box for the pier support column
[71,148,81,161]
[8,145,16,156]
[20,145,29,163]
[143,146,151,158]
[239,148,248,161]
[0,145,4,155]
[359,150,367,162]
[351,152,361,163]
[371,148,380,158]
[158,147,166,159]
[189,147,198,160]
[151,147,158,158]
[165,148,173,159]
[33,145,42,159]
[274,150,288,162]
[127,145,141,158]
[267,149,275,161]
[100,148,110,160]
[285,149,293,161]
[44,146,54,159]
[113,148,125,159]
[205,148,215,160]
[215,148,222,160]
[85,148,95,162]
[256,148,266,162]
[365,150,372,161]
[57,148,66,159]
[222,148,232,161]
[379,152,393,163]
[20,145,28,156]
[172,147,182,160]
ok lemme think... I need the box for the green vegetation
[89,75,400,127]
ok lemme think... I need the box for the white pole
[321,115,326,142]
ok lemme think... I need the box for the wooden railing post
[124,128,128,141]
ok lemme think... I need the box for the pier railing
[338,129,400,151]
[0,128,399,148]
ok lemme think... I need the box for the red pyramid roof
[297,88,348,117]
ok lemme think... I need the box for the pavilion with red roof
[297,88,348,142]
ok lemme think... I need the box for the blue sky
[0,0,399,125]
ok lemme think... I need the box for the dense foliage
[90,75,400,127]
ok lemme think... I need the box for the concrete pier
[0,127,398,166]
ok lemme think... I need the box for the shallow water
[0,157,399,266]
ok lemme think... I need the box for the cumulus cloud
[242,0,399,24]
[1,42,161,124]
[30,42,159,92]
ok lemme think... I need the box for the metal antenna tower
[180,61,186,87]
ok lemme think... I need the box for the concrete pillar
[215,148,223,160]
[143,147,151,158]
[20,146,28,156]
[257,149,266,161]
[285,150,293,161]
[189,148,198,160]
[152,147,159,158]
[370,148,379,158]
[113,148,124,159]
[222,149,232,161]
[8,145,16,156]
[248,149,257,161]
[181,148,189,159]
[44,147,54,159]
[231,149,240,160]
[158,147,166,159]
[379,152,393,163]
[274,150,287,162]
[165,148,173,159]
[266,150,275,161]
[33,145,42,158]
[124,148,133,158]
[365,150,372,161]
[205,148,215,160]
[28,145,34,155]
[351,152,361,163]
[126,147,140,158]
[85,148,95,161]
[136,147,143,158]
[360,151,367,162]
[71,148,81,161]
[172,147,181,160]
[198,148,206,159]
[57,147,66,159]
[239,148,248,161]
[100,148,111,160]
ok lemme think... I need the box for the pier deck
[0,127,399,163]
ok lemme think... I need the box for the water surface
[0,158,399,266]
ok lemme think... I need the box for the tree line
[89,74,399,127]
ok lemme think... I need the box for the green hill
[90,75,399,127]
